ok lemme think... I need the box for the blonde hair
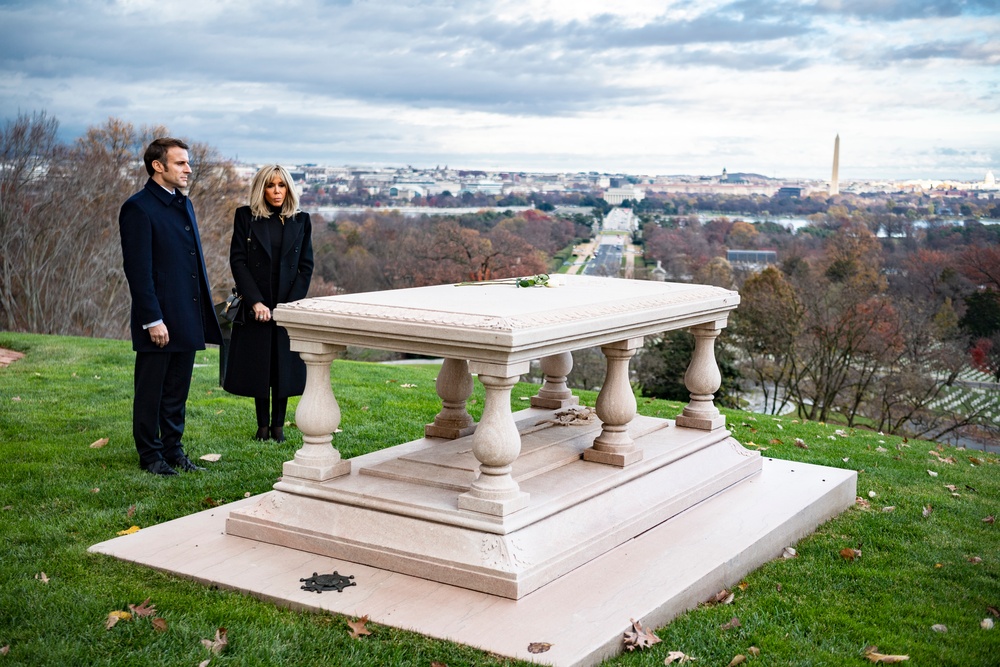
[248,164,300,219]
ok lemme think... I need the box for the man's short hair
[143,138,190,176]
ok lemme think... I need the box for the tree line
[0,112,585,340]
[636,206,1000,445]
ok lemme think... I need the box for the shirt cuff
[143,320,163,330]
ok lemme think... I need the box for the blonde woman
[223,165,313,442]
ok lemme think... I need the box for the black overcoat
[223,206,313,398]
[119,179,223,352]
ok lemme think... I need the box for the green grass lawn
[1,332,998,666]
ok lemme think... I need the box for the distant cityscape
[232,162,999,205]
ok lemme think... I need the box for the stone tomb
[92,275,857,665]
[226,275,756,598]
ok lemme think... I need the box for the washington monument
[830,134,840,196]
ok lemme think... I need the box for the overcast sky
[1,0,998,180]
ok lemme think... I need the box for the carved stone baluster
[584,338,643,467]
[458,361,531,516]
[675,321,726,430]
[530,351,579,410]
[282,341,352,482]
[425,358,476,439]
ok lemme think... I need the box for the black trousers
[133,350,196,468]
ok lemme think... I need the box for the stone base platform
[226,408,761,599]
[90,457,855,667]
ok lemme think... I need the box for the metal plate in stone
[300,571,356,593]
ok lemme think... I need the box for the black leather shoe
[270,426,285,443]
[144,459,178,476]
[254,426,270,441]
[167,454,205,472]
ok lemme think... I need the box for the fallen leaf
[347,615,372,639]
[126,505,135,518]
[856,497,871,509]
[202,497,220,508]
[945,484,958,492]
[128,598,156,618]
[926,470,938,477]
[982,618,995,630]
[969,457,983,466]
[794,438,808,449]
[737,581,749,591]
[709,589,732,604]
[969,556,983,564]
[243,492,251,498]
[527,642,552,653]
[105,610,131,629]
[200,453,222,462]
[201,627,228,654]
[152,617,168,632]
[922,505,933,518]
[727,655,747,666]
[199,660,210,667]
[430,662,448,667]
[664,650,694,664]
[769,438,782,445]
[748,646,760,656]
[984,515,995,525]
[864,646,910,663]
[720,616,741,630]
[869,490,877,498]
[882,506,896,513]
[35,572,49,584]
[90,488,100,493]
[840,547,861,561]
[0,645,8,655]
[623,618,661,651]
[89,438,109,448]
[931,624,947,633]
[782,546,798,559]
[117,525,140,535]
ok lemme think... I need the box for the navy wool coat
[223,206,313,398]
[119,179,223,352]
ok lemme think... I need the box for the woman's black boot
[254,426,270,441]
[270,426,285,443]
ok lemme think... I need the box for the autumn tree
[729,267,802,414]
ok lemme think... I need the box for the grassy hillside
[0,332,997,666]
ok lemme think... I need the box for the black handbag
[216,287,244,326]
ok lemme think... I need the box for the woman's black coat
[223,205,313,398]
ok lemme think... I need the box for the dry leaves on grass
[864,646,909,663]
[664,650,695,664]
[105,611,131,629]
[152,617,168,632]
[984,515,995,525]
[840,547,862,561]
[201,628,228,654]
[707,588,735,605]
[623,618,660,651]
[89,438,109,449]
[931,624,948,633]
[200,453,222,462]
[35,572,49,584]
[782,546,798,559]
[117,525,140,535]
[0,645,8,655]
[982,618,995,630]
[128,598,156,617]
[720,617,741,631]
[347,615,372,639]
[922,505,933,518]
[527,642,552,653]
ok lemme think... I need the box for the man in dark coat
[119,137,223,476]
